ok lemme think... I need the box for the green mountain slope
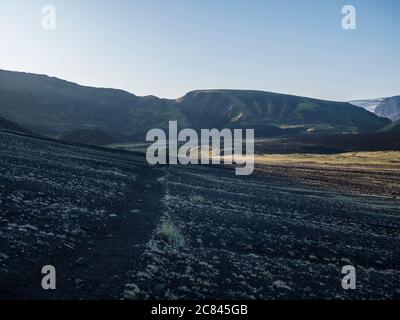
[378,120,400,133]
[0,115,31,134]
[0,70,391,144]
[177,90,390,133]
[0,69,189,140]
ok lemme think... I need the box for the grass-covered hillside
[0,116,31,134]
[379,120,400,133]
[0,70,391,145]
[177,90,390,133]
[0,69,189,142]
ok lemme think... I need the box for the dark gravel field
[1,131,399,299]
[0,131,164,299]
[131,165,400,299]
[256,163,400,199]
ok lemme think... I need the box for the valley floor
[1,131,399,299]
[255,152,400,199]
[130,164,400,299]
[0,131,164,299]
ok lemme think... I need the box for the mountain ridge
[177,89,390,132]
[0,69,391,145]
[375,95,400,121]
[349,98,385,113]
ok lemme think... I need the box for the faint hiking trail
[1,130,400,299]
[128,164,400,299]
[0,131,166,299]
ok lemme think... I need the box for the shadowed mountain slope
[375,96,400,121]
[378,120,400,133]
[0,69,189,140]
[0,70,391,144]
[177,90,390,133]
[0,115,31,134]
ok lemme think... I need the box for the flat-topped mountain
[178,89,389,133]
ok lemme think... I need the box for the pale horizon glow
[0,0,399,102]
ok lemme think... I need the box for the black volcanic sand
[257,164,400,199]
[0,131,164,299]
[131,166,400,299]
[1,131,400,299]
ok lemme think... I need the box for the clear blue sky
[0,0,399,101]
